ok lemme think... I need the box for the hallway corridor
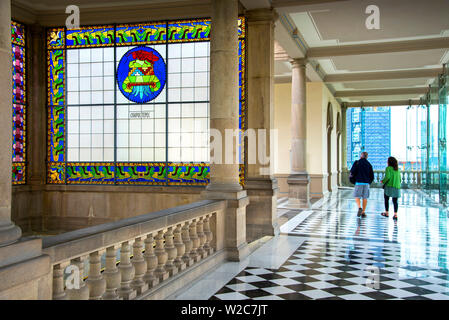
[174,189,449,300]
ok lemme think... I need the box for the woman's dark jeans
[384,194,398,213]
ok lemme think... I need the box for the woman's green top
[383,166,401,198]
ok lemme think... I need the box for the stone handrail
[42,199,226,300]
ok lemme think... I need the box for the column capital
[290,58,308,68]
[246,8,278,23]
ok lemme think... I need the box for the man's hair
[360,152,368,159]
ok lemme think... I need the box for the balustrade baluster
[181,221,194,267]
[203,214,214,255]
[143,233,159,288]
[154,230,169,282]
[131,237,149,295]
[164,227,178,277]
[173,224,187,272]
[86,251,106,300]
[189,219,200,263]
[52,263,68,300]
[118,242,136,300]
[66,256,89,300]
[103,245,121,300]
[196,217,207,258]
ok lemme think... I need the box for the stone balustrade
[342,168,445,190]
[42,200,225,300]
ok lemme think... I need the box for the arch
[327,103,334,193]
[327,103,334,132]
[336,112,342,186]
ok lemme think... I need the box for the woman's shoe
[393,215,398,221]
[381,212,389,217]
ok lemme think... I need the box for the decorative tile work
[168,19,211,43]
[12,44,26,104]
[47,28,65,49]
[48,105,65,162]
[115,163,166,185]
[167,163,210,186]
[47,162,65,184]
[66,26,115,48]
[116,23,167,45]
[12,104,25,163]
[11,21,25,46]
[48,50,65,106]
[12,163,26,185]
[66,163,115,184]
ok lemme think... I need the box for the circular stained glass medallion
[116,46,166,103]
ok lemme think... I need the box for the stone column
[0,0,21,246]
[202,0,249,262]
[341,105,348,184]
[244,8,279,242]
[287,58,310,207]
[0,2,52,299]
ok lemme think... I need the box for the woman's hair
[388,156,398,171]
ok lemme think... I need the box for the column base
[202,186,250,262]
[0,237,52,299]
[287,173,311,209]
[244,178,280,243]
[0,221,22,247]
[118,287,137,300]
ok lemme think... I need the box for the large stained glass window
[47,18,246,186]
[11,21,26,185]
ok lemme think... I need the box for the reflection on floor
[172,188,449,300]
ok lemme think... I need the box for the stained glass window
[11,21,26,185]
[47,18,246,186]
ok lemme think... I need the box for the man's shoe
[357,208,363,217]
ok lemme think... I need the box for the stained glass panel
[12,21,26,185]
[46,17,246,186]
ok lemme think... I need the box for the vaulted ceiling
[270,0,449,107]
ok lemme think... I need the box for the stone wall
[12,186,204,234]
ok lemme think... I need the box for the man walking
[350,152,374,217]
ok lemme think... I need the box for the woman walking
[381,157,401,220]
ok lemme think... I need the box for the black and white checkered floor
[210,189,449,300]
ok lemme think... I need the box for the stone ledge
[0,254,51,293]
[0,237,42,268]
